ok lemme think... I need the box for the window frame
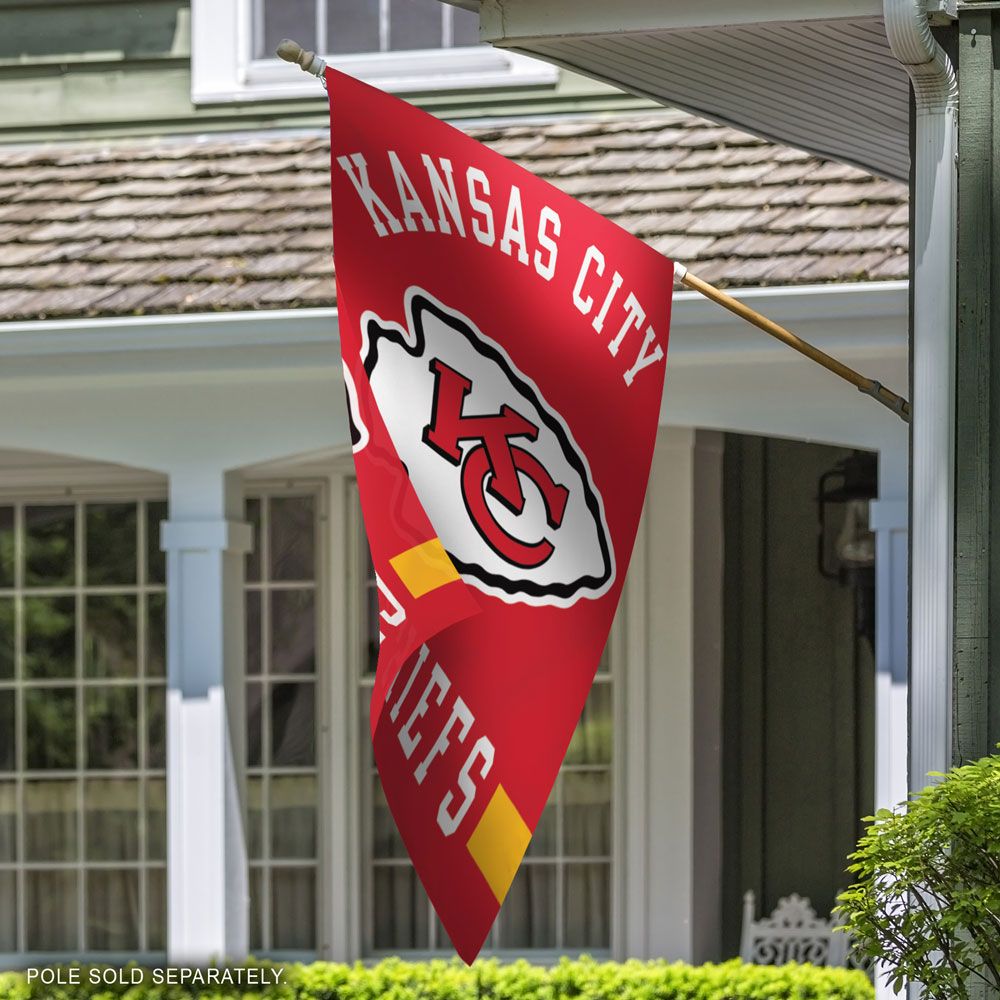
[190,0,558,105]
[0,482,168,967]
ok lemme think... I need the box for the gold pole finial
[276,38,327,78]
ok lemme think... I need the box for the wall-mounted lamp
[817,451,877,651]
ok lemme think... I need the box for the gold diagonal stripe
[389,537,460,598]
[467,785,532,905]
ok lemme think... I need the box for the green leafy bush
[838,751,1000,999]
[0,956,873,1000]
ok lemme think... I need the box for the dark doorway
[720,434,876,956]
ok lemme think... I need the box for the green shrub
[0,956,873,1000]
[838,751,1000,999]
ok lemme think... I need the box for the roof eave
[454,0,912,181]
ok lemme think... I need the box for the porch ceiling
[459,1,912,181]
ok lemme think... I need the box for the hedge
[0,957,874,1000]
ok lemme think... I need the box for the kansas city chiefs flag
[328,67,674,962]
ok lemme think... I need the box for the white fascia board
[0,280,906,380]
[479,0,884,44]
[667,280,908,366]
[0,308,341,384]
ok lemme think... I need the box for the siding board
[0,1,188,63]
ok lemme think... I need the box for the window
[245,489,322,956]
[0,496,167,956]
[253,0,481,60]
[190,0,557,104]
[354,486,613,955]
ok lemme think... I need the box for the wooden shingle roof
[0,111,908,322]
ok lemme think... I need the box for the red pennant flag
[328,67,674,962]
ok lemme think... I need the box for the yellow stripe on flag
[389,537,460,598]
[467,785,531,904]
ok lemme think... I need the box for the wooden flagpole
[675,264,910,422]
[278,39,912,424]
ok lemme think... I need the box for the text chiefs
[382,641,493,838]
[337,150,666,388]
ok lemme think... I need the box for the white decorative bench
[740,890,868,971]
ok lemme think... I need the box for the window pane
[247,681,263,767]
[146,501,167,586]
[25,505,74,588]
[26,687,76,770]
[147,778,166,861]
[373,866,429,950]
[563,770,611,857]
[0,597,13,680]
[24,596,75,680]
[271,589,315,675]
[249,866,265,951]
[0,507,12,589]
[247,776,263,860]
[246,591,261,677]
[85,778,139,861]
[146,593,166,678]
[259,0,317,60]
[147,685,165,770]
[0,782,15,861]
[271,682,315,766]
[0,690,12,771]
[25,779,77,861]
[451,5,480,46]
[86,869,139,951]
[497,864,556,948]
[270,496,315,581]
[565,681,611,765]
[372,776,407,859]
[85,595,138,678]
[271,865,316,950]
[271,774,317,859]
[389,0,443,50]
[86,503,137,586]
[147,867,166,951]
[0,871,15,951]
[525,781,557,857]
[365,580,379,676]
[564,863,610,948]
[86,686,138,770]
[26,869,78,950]
[245,498,261,583]
[327,0,380,54]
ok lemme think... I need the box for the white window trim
[190,0,558,105]
[242,480,329,959]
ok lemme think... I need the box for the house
[0,0,909,971]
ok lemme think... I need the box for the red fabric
[328,67,674,962]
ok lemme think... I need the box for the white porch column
[162,468,252,964]
[620,427,724,961]
[871,450,909,814]
[871,450,908,1000]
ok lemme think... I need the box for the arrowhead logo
[361,288,615,607]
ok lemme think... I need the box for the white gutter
[882,1,957,793]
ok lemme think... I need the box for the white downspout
[883,0,957,788]
[881,4,957,997]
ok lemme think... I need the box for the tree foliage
[837,752,1000,998]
